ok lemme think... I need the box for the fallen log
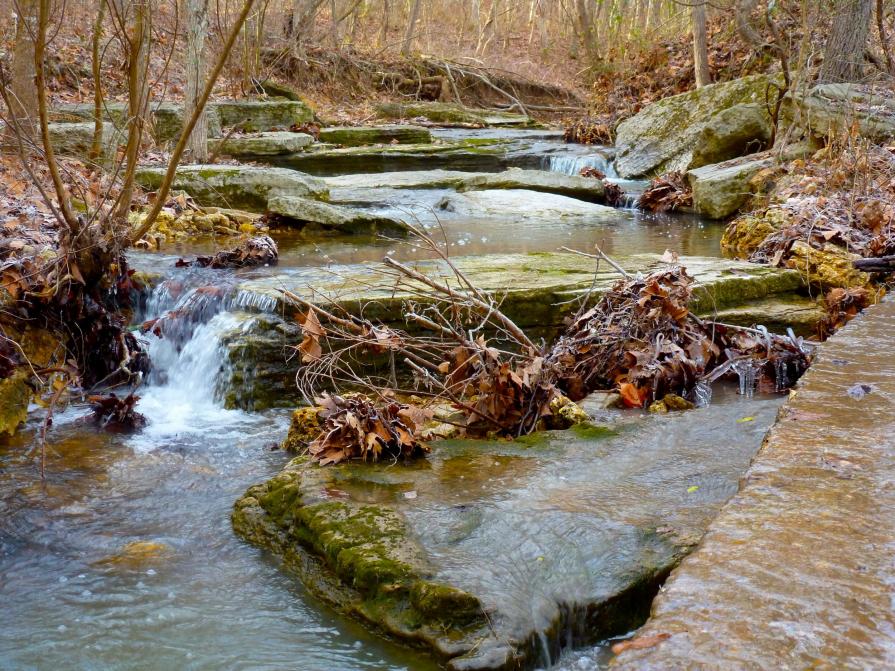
[854,255,895,272]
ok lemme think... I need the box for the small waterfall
[132,270,249,442]
[542,153,616,178]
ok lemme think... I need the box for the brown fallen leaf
[611,632,671,654]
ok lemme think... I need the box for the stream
[1,129,780,669]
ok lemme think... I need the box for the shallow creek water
[2,129,778,669]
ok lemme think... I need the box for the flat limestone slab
[234,394,785,669]
[687,154,775,220]
[375,101,534,127]
[325,169,484,191]
[48,121,119,161]
[208,131,314,157]
[318,125,432,146]
[221,254,806,410]
[267,195,409,235]
[437,189,616,219]
[134,164,328,212]
[457,168,606,203]
[235,252,806,328]
[268,139,516,175]
[612,300,895,670]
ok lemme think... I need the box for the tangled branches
[286,231,814,464]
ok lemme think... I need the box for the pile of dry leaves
[176,235,278,269]
[637,172,693,213]
[307,393,429,465]
[748,144,895,265]
[579,167,626,206]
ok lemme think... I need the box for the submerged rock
[208,131,314,158]
[325,169,486,191]
[318,125,432,146]
[267,195,409,235]
[614,75,776,178]
[234,400,782,669]
[134,165,328,212]
[374,101,535,127]
[437,189,617,219]
[457,167,607,203]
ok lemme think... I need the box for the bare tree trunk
[6,0,39,139]
[879,0,895,75]
[379,0,389,45]
[575,0,597,62]
[401,0,422,56]
[114,0,152,222]
[691,0,711,87]
[647,0,663,30]
[89,0,107,160]
[185,0,209,162]
[291,0,323,49]
[819,0,873,82]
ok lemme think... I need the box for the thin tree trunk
[401,0,422,56]
[6,0,39,139]
[647,0,662,31]
[379,0,389,45]
[879,0,895,75]
[819,0,873,82]
[575,0,597,62]
[131,0,257,243]
[89,0,107,160]
[185,0,209,162]
[692,0,711,87]
[114,0,152,222]
[291,0,323,49]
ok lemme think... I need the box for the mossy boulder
[48,121,120,161]
[457,167,607,203]
[789,83,895,142]
[267,195,410,235]
[282,407,322,451]
[374,101,534,127]
[232,461,488,659]
[0,371,31,436]
[213,99,314,131]
[208,131,314,158]
[130,206,266,246]
[688,154,776,219]
[614,75,776,178]
[133,165,328,212]
[784,240,873,290]
[318,125,432,146]
[721,207,791,259]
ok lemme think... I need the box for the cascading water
[542,153,616,178]
[130,270,249,445]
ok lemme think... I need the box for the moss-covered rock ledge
[233,400,783,669]
[233,457,490,663]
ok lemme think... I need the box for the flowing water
[1,129,778,669]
